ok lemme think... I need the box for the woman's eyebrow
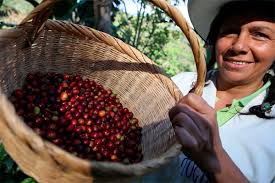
[251,26,275,34]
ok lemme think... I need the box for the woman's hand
[169,93,250,182]
[169,93,222,173]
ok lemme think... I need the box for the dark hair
[249,70,275,119]
[206,1,275,118]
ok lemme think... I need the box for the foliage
[156,35,196,77]
[0,144,37,183]
[114,1,168,61]
[113,0,196,76]
[20,178,37,183]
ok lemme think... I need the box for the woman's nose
[230,32,249,54]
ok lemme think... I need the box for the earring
[261,102,272,113]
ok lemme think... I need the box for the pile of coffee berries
[9,72,142,163]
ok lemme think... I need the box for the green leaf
[21,177,37,183]
[0,143,8,166]
[0,143,6,157]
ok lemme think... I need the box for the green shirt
[217,81,271,127]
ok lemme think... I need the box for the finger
[172,112,208,151]
[169,103,190,121]
[169,104,211,136]
[179,93,213,115]
[174,126,200,152]
[170,105,213,151]
[180,95,217,152]
[182,107,214,151]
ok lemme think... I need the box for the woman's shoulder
[171,72,197,96]
[171,70,218,96]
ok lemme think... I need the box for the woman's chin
[219,71,250,85]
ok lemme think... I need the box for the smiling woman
[171,1,275,182]
[136,0,275,183]
[206,2,275,112]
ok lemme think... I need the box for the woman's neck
[215,78,264,110]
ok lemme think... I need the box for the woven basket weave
[0,0,206,182]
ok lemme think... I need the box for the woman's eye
[252,32,269,40]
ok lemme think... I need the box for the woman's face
[215,11,275,86]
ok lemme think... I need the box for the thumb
[179,93,213,114]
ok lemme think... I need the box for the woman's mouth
[223,59,253,70]
[231,61,250,65]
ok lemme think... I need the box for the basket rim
[0,20,183,102]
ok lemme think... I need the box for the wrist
[207,147,249,183]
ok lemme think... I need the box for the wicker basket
[0,0,206,182]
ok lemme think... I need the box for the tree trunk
[93,0,112,34]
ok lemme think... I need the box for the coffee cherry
[9,72,143,164]
[98,110,106,118]
[60,92,68,101]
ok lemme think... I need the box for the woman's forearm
[207,147,249,183]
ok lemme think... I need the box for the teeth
[232,61,248,65]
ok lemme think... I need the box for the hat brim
[187,0,275,41]
[187,0,233,41]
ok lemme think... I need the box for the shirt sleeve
[171,72,197,96]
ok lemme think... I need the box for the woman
[137,0,275,182]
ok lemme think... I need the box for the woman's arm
[208,145,249,183]
[169,93,249,182]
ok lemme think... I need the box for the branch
[132,2,143,46]
[142,15,157,52]
[135,4,145,47]
[120,0,129,18]
[133,2,145,47]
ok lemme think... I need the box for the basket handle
[149,0,206,96]
[19,0,206,96]
[19,0,58,43]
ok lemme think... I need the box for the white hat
[187,0,275,41]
